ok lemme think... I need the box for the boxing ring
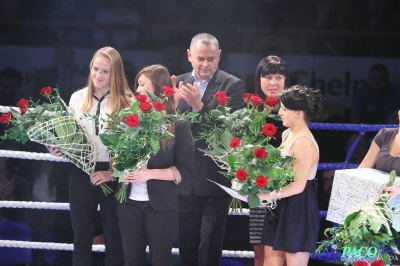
[0,103,398,264]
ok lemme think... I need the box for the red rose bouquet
[198,92,294,209]
[0,87,101,192]
[99,87,197,202]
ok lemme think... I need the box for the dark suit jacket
[122,119,195,211]
[176,69,246,196]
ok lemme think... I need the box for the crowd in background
[1,0,400,56]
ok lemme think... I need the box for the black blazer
[176,69,246,196]
[122,119,195,211]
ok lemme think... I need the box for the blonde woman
[48,46,132,266]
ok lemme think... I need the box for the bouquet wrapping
[1,87,104,192]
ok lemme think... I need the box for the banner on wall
[1,45,399,108]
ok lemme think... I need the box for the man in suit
[175,33,246,266]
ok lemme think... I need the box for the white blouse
[69,87,111,162]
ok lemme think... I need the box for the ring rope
[1,106,395,261]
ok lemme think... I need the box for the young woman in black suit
[116,64,195,266]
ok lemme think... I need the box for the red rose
[229,137,241,148]
[254,147,267,159]
[250,95,263,107]
[0,112,11,124]
[262,123,277,137]
[214,91,229,106]
[139,102,152,113]
[17,98,29,114]
[162,86,175,97]
[153,101,165,112]
[354,261,368,266]
[265,97,278,107]
[126,114,139,127]
[40,86,53,96]
[256,176,268,188]
[243,93,253,102]
[136,94,147,103]
[236,169,247,181]
[371,260,385,266]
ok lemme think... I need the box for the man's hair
[190,33,219,50]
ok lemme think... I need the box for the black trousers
[116,199,177,266]
[69,162,123,266]
[178,191,231,266]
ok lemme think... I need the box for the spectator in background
[141,0,192,49]
[0,141,31,224]
[162,45,187,76]
[350,64,400,125]
[34,42,78,102]
[92,0,141,50]
[316,170,334,245]
[0,0,30,45]
[0,67,23,106]
[29,159,73,266]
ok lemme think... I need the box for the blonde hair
[81,46,132,114]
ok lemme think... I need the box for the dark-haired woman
[116,64,195,266]
[257,85,323,266]
[250,55,289,266]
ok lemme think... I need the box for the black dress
[260,131,320,253]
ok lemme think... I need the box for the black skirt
[261,179,320,253]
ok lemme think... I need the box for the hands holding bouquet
[198,91,294,209]
[1,86,100,190]
[99,86,196,202]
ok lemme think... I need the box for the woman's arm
[358,140,379,168]
[258,137,316,201]
[123,168,176,183]
[123,120,195,184]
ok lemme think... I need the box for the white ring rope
[0,149,68,162]
[0,240,255,258]
[0,105,11,113]
[0,149,254,259]
[0,200,249,215]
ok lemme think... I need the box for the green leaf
[146,90,162,102]
[249,122,261,136]
[221,130,234,150]
[388,170,396,187]
[248,194,260,208]
[53,116,76,143]
[150,138,161,154]
[114,164,125,171]
[100,133,119,147]
[344,211,360,227]
[253,113,264,123]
